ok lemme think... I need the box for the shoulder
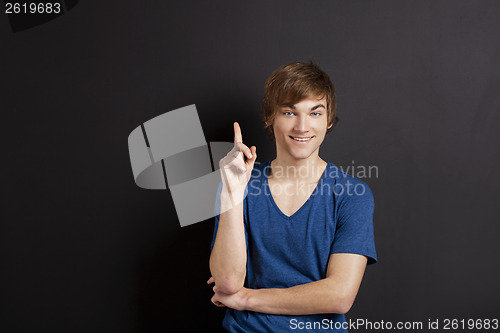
[251,160,270,175]
[247,160,270,184]
[325,162,374,206]
[244,160,271,198]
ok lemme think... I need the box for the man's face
[269,96,332,162]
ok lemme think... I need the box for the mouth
[289,135,314,143]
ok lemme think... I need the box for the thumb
[246,146,257,170]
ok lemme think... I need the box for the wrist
[243,288,257,312]
[221,187,245,205]
[222,183,246,196]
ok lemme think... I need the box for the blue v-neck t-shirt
[211,160,377,332]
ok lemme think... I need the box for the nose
[293,114,310,133]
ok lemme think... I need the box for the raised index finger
[234,122,243,144]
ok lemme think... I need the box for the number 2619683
[5,2,62,14]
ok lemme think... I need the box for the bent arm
[209,187,247,294]
[213,253,367,314]
[248,253,367,315]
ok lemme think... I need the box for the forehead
[281,95,327,108]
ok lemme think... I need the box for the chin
[288,150,315,160]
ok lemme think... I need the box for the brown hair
[262,61,338,139]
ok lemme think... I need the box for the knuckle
[229,146,239,155]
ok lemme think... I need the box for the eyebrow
[288,104,326,110]
[311,104,326,110]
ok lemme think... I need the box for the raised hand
[219,122,257,198]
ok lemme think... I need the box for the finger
[234,122,243,144]
[246,146,257,170]
[221,147,241,164]
[223,157,246,174]
[223,149,247,173]
[235,142,253,160]
[207,277,214,284]
[236,162,247,174]
[211,296,225,307]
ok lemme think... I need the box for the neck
[270,154,326,182]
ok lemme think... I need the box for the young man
[208,62,377,332]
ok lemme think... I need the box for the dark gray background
[1,1,499,332]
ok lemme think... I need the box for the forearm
[209,187,247,294]
[245,278,351,315]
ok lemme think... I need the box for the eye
[311,112,321,117]
[283,111,294,116]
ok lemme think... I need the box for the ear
[327,123,333,129]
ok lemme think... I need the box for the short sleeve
[330,181,377,265]
[210,181,249,251]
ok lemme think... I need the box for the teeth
[291,136,311,141]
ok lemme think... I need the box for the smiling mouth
[289,136,314,142]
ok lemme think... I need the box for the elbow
[217,277,244,295]
[210,268,244,295]
[219,283,243,295]
[334,300,353,315]
[329,293,355,315]
[209,257,246,294]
